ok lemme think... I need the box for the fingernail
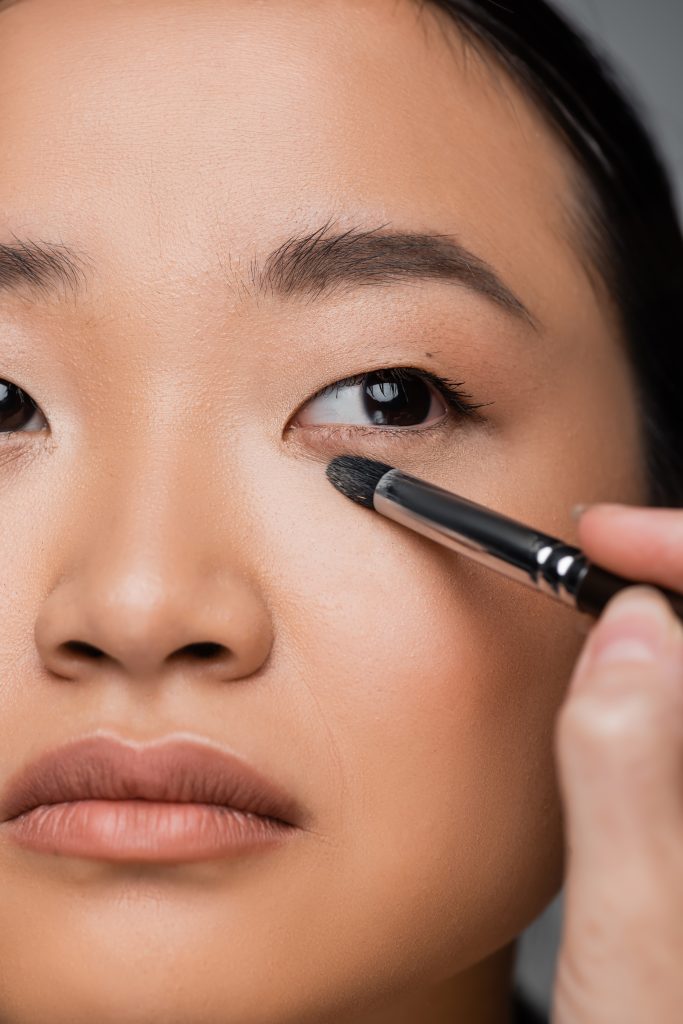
[591,588,674,666]
[571,503,590,522]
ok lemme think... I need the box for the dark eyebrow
[0,235,93,301]
[0,220,539,330]
[251,220,540,330]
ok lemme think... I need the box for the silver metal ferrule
[374,469,590,608]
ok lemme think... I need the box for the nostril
[178,642,226,660]
[59,640,228,665]
[62,640,105,659]
[62,641,225,660]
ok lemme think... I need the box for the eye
[0,380,47,437]
[292,367,487,433]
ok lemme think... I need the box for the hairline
[412,0,621,325]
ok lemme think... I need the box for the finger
[576,505,683,592]
[556,585,683,875]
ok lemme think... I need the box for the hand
[552,504,683,1024]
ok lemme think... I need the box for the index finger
[577,505,683,593]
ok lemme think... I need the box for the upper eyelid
[307,367,434,405]
[310,366,448,398]
[307,366,491,417]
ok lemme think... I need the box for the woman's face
[0,1,648,1021]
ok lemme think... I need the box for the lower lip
[2,800,296,862]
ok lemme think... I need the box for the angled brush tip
[325,455,395,508]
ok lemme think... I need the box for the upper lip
[0,734,302,827]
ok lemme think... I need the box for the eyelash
[304,366,491,440]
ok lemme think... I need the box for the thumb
[552,586,683,1024]
[556,585,683,873]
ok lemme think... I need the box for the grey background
[513,0,682,1015]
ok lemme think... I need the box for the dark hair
[421,0,683,507]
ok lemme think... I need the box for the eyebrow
[0,220,539,330]
[0,235,93,301]
[252,220,539,329]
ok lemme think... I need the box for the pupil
[0,381,35,432]
[362,372,431,426]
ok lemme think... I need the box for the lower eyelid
[287,413,453,447]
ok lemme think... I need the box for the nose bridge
[34,423,274,685]
[106,416,217,543]
[86,335,252,551]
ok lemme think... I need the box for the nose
[34,498,274,687]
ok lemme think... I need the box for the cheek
[279,508,582,967]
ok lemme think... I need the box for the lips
[0,733,303,828]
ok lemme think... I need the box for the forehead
[0,0,582,325]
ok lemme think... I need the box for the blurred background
[513,0,682,1014]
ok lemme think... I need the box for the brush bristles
[325,456,395,508]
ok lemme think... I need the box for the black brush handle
[576,564,683,623]
[366,463,683,624]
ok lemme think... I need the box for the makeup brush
[325,455,683,623]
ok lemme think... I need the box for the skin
[0,0,654,1022]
